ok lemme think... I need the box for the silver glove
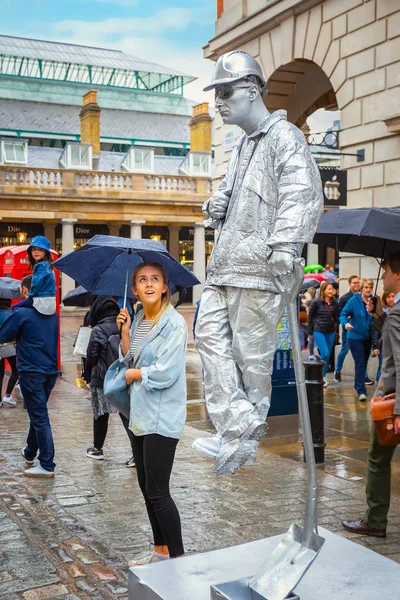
[268,250,294,275]
[207,190,230,220]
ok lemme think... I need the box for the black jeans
[93,412,135,452]
[0,356,18,396]
[131,433,184,558]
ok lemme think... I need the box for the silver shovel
[249,258,325,600]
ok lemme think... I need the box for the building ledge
[384,115,400,134]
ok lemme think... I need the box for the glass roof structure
[0,35,196,94]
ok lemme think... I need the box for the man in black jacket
[334,274,375,384]
[342,251,400,537]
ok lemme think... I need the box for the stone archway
[265,59,337,128]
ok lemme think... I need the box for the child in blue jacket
[26,236,56,315]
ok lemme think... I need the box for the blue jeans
[348,338,371,396]
[376,347,383,384]
[313,332,336,377]
[19,372,57,472]
[335,327,348,373]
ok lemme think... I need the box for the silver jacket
[204,110,324,293]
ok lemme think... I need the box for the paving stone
[22,584,69,599]
[58,498,89,508]
[89,565,118,582]
[75,579,97,593]
[63,539,85,552]
[64,563,86,579]
[0,571,14,584]
[56,547,74,563]
[74,550,100,565]
[105,582,129,594]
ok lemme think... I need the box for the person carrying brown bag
[342,250,400,537]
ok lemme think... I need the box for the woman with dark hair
[117,262,187,562]
[308,282,339,386]
[86,296,135,461]
[0,299,18,406]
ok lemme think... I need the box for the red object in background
[303,273,328,282]
[1,245,61,372]
[217,0,224,19]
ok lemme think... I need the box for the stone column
[192,221,206,305]
[307,243,319,265]
[130,220,145,239]
[61,218,77,300]
[44,222,57,250]
[168,224,180,260]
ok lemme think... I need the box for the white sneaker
[24,465,54,478]
[14,385,24,402]
[21,447,34,467]
[192,435,222,459]
[3,394,16,406]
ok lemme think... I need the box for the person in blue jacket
[26,236,57,315]
[340,278,374,401]
[0,273,59,477]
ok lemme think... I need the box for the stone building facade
[205,0,400,290]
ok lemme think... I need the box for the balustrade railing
[75,172,133,190]
[0,167,210,197]
[144,175,196,193]
[0,168,62,187]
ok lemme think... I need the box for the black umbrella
[62,286,95,307]
[313,208,400,258]
[300,278,320,291]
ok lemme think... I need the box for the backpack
[98,325,120,368]
[107,332,120,367]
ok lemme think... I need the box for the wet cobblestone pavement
[0,309,399,599]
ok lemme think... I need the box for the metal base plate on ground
[129,528,400,600]
[211,578,299,600]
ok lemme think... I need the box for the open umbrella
[304,264,323,273]
[300,278,320,291]
[313,207,400,258]
[62,285,95,308]
[0,277,21,299]
[53,236,200,303]
[303,273,328,282]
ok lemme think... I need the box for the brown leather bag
[371,394,400,446]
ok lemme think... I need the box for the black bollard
[303,354,326,464]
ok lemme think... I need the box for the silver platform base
[211,579,299,600]
[129,528,400,600]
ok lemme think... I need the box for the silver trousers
[195,285,283,439]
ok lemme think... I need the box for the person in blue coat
[340,278,374,401]
[0,274,59,477]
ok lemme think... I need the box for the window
[0,139,28,165]
[179,152,211,177]
[121,147,154,173]
[59,143,92,169]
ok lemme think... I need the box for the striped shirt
[130,320,153,360]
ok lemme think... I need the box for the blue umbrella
[53,236,200,303]
[0,277,21,299]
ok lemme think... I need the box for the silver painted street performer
[193,51,324,475]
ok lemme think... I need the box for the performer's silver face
[214,81,253,125]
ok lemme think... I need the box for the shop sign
[0,222,44,236]
[179,227,215,241]
[319,168,347,207]
[55,224,109,239]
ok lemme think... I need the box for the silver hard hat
[204,51,267,92]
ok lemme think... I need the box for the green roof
[0,34,196,95]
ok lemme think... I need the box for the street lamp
[16,231,27,244]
